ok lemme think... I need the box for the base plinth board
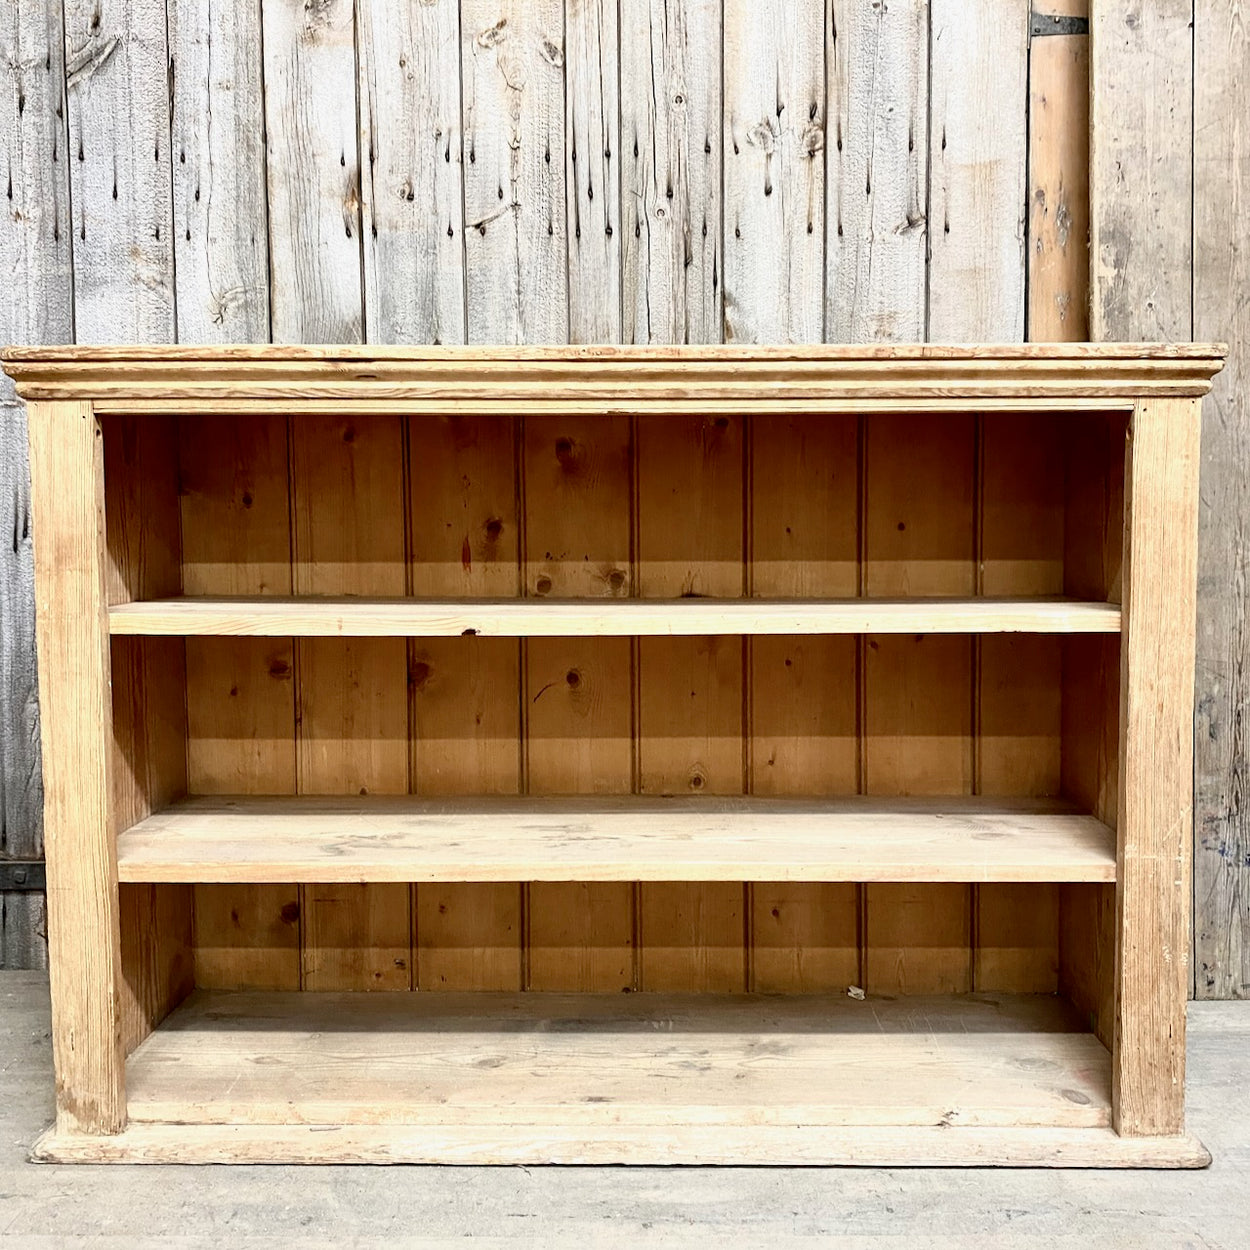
[32,1123,1211,1168]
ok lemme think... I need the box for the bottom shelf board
[122,990,1110,1133]
[33,1122,1212,1168]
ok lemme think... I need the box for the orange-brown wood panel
[749,413,859,991]
[863,413,975,993]
[637,412,745,990]
[523,415,635,990]
[977,414,1065,991]
[291,414,410,990]
[409,413,523,990]
[180,413,300,991]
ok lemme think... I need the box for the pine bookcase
[1,343,1224,1167]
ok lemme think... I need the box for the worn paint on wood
[826,0,927,342]
[358,0,466,345]
[1193,0,1250,1000]
[620,0,722,344]
[723,0,825,343]
[462,0,568,343]
[1090,0,1192,342]
[169,0,270,341]
[928,0,1028,340]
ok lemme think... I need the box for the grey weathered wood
[825,0,927,343]
[566,0,621,343]
[928,0,1028,341]
[1193,0,1248,999]
[722,0,825,344]
[1089,0,1192,342]
[261,0,363,343]
[620,0,722,344]
[168,0,270,342]
[62,0,176,342]
[1,0,72,969]
[358,0,466,345]
[461,0,569,343]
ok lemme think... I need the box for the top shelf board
[107,596,1123,638]
[1,343,1224,409]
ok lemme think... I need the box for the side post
[1113,397,1200,1136]
[26,399,124,1134]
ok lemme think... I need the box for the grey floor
[1,972,1247,1248]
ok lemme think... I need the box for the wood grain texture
[291,414,410,990]
[1090,0,1192,341]
[462,0,568,342]
[358,0,466,345]
[121,990,1112,1129]
[1193,0,1250,1000]
[261,0,363,342]
[1114,399,1200,1136]
[0,0,70,967]
[116,794,1117,884]
[565,0,621,342]
[826,0,927,342]
[62,0,175,342]
[1027,23,1089,342]
[25,401,123,1133]
[928,0,1028,341]
[722,0,824,343]
[168,0,270,341]
[34,1121,1214,1167]
[179,414,298,993]
[621,0,722,343]
[523,412,634,988]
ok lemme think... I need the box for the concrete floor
[0,972,1247,1248]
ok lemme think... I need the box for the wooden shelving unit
[1,343,1223,1166]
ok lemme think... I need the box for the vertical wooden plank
[826,0,927,342]
[26,400,122,1133]
[638,412,744,991]
[100,415,192,1049]
[524,414,633,990]
[1114,398,1200,1136]
[526,638,633,989]
[409,416,522,990]
[1026,4,1090,342]
[461,0,568,343]
[749,414,857,991]
[62,0,176,341]
[977,415,1064,992]
[292,414,409,991]
[358,0,466,345]
[180,414,299,991]
[722,0,825,343]
[863,413,975,994]
[620,0,722,344]
[1090,0,1192,341]
[261,0,363,342]
[1194,0,1249,1000]
[0,0,72,968]
[566,0,621,342]
[168,0,271,341]
[863,414,975,597]
[928,0,1028,340]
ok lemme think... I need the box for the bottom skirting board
[33,1124,1211,1168]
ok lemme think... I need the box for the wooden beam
[26,400,124,1134]
[1114,398,1200,1135]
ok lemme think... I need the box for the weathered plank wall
[0,0,1244,995]
[1093,0,1248,999]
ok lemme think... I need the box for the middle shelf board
[107,596,1123,638]
[115,795,1117,884]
